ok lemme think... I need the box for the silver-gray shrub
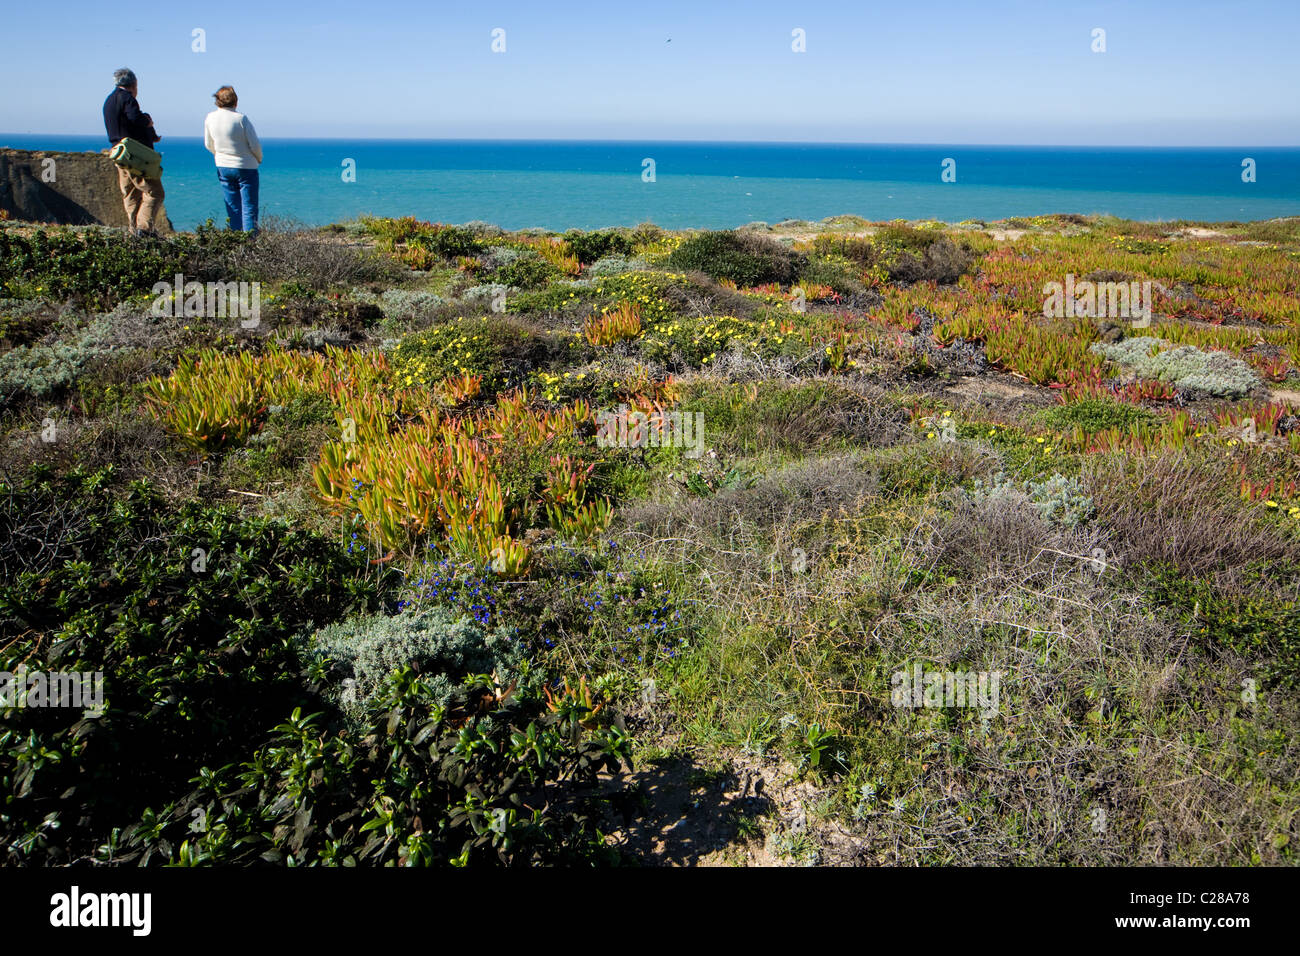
[1090,336,1261,398]
[307,605,522,713]
[481,246,533,270]
[0,316,115,405]
[461,283,508,305]
[588,255,650,276]
[461,221,506,239]
[353,288,447,322]
[971,472,1095,529]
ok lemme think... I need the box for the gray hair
[113,68,137,89]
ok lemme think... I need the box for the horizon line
[5,134,1299,150]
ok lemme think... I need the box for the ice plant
[526,237,582,276]
[584,300,642,346]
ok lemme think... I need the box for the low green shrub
[1,465,633,866]
[1035,397,1161,434]
[388,315,542,389]
[876,444,967,498]
[1145,564,1300,688]
[811,234,877,265]
[0,224,241,309]
[503,285,588,313]
[106,669,630,866]
[668,230,806,286]
[410,225,484,260]
[813,226,974,283]
[801,254,865,294]
[493,253,558,290]
[564,230,634,265]
[0,465,378,864]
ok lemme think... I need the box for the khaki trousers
[116,165,165,232]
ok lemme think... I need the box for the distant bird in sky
[666,38,671,43]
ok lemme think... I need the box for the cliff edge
[0,147,174,233]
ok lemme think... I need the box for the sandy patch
[947,375,1042,403]
[771,229,875,243]
[597,743,866,866]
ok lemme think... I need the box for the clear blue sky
[5,0,1298,145]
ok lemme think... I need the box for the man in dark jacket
[103,68,164,235]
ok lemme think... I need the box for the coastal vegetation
[2,212,1299,865]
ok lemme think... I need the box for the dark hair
[214,86,237,108]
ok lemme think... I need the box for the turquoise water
[4,136,1299,230]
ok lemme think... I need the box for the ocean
[4,136,1299,231]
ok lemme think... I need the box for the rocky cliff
[0,147,174,233]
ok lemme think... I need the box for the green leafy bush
[564,230,634,265]
[0,224,241,308]
[1035,397,1161,434]
[504,284,591,313]
[801,253,865,294]
[0,466,634,867]
[410,225,483,260]
[813,226,973,283]
[874,223,950,256]
[811,234,877,265]
[668,230,806,286]
[388,315,542,389]
[493,254,558,290]
[105,670,630,866]
[0,465,378,864]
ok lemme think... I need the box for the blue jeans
[217,167,259,232]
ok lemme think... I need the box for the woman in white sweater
[203,86,263,232]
